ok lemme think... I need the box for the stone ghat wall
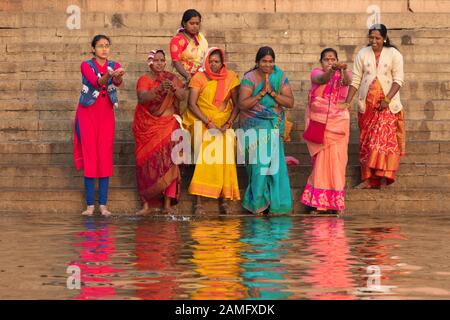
[2,0,450,13]
[1,2,450,214]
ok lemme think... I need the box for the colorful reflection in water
[68,218,123,300]
[240,216,293,300]
[1,213,447,299]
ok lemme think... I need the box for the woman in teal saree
[238,46,295,215]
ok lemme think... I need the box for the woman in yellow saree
[182,47,241,215]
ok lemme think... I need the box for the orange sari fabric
[358,53,406,187]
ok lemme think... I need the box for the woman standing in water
[238,46,295,215]
[300,48,351,215]
[182,47,241,215]
[133,49,185,215]
[73,35,125,216]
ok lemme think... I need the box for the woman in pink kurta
[300,48,351,215]
[73,35,124,216]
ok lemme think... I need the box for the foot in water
[193,204,206,216]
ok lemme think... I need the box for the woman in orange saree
[133,49,186,215]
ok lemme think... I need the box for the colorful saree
[170,31,209,77]
[182,48,241,200]
[133,71,183,207]
[239,66,292,214]
[359,53,405,187]
[301,68,350,211]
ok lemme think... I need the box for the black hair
[91,34,111,48]
[245,46,276,74]
[154,49,165,58]
[320,48,338,61]
[368,24,398,50]
[181,9,202,27]
[209,49,223,63]
[255,46,275,63]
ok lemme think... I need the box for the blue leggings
[84,177,110,206]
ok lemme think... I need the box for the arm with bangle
[268,84,294,109]
[379,83,401,110]
[221,87,240,132]
[238,85,266,111]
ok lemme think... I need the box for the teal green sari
[239,66,293,214]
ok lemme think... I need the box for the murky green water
[0,213,449,300]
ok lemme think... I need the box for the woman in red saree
[344,24,405,189]
[133,49,186,214]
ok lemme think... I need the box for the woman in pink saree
[300,48,352,215]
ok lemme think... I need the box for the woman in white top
[342,24,406,189]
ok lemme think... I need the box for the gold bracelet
[384,96,391,103]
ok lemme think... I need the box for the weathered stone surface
[1,6,450,214]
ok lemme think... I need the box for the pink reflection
[356,226,406,283]
[69,219,123,300]
[303,218,356,300]
[134,221,180,300]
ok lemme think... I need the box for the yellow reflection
[190,219,248,300]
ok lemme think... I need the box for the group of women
[73,9,405,216]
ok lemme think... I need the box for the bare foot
[136,207,151,215]
[162,206,178,215]
[310,208,329,215]
[99,205,112,216]
[81,205,95,216]
[136,202,150,215]
[353,181,376,189]
[220,201,232,215]
[194,204,206,216]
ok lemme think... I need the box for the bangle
[384,96,391,103]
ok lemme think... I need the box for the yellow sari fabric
[190,220,248,299]
[182,71,241,200]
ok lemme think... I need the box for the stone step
[2,108,449,125]
[4,1,450,14]
[0,163,448,190]
[5,163,443,178]
[2,67,450,84]
[1,124,449,144]
[1,117,447,133]
[4,0,433,15]
[1,141,449,164]
[2,29,450,51]
[6,41,450,56]
[1,12,450,30]
[1,78,448,103]
[0,187,448,214]
[1,98,449,115]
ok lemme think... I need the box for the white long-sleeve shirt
[351,46,404,114]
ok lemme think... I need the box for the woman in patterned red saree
[133,49,186,215]
[344,24,405,189]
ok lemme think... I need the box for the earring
[384,40,387,43]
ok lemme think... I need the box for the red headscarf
[201,47,229,108]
